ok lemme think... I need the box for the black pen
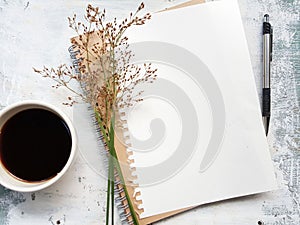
[262,14,272,135]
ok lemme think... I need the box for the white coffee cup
[0,100,77,192]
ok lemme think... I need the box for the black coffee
[0,108,72,182]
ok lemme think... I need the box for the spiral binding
[68,45,82,76]
[68,45,141,225]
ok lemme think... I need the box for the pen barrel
[263,34,271,87]
[262,88,271,117]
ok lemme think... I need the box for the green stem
[94,110,109,144]
[96,110,139,225]
[109,124,115,225]
[108,154,114,225]
[110,146,139,225]
[108,113,140,225]
[105,155,111,225]
[111,168,114,225]
[86,22,93,77]
[96,109,112,225]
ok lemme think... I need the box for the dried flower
[34,3,156,225]
[35,3,156,130]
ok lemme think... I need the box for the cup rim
[0,100,77,192]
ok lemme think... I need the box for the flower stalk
[34,3,157,225]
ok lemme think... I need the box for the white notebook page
[122,0,278,218]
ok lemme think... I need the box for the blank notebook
[116,0,278,219]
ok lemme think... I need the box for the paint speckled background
[0,0,299,224]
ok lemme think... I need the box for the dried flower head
[34,2,157,131]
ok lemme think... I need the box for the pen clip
[270,27,273,62]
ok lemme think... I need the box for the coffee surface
[0,108,72,182]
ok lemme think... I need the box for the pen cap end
[264,14,269,22]
[263,15,271,34]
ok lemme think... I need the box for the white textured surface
[0,0,299,225]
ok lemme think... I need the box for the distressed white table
[0,0,299,224]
